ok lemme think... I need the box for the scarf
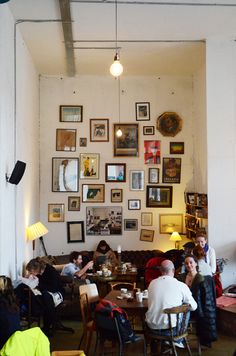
[203,243,209,262]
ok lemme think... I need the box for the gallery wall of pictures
[40,75,196,254]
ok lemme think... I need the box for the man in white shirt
[145,260,197,349]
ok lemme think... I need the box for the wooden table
[105,290,148,331]
[217,303,236,337]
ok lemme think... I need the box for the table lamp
[27,221,49,255]
[169,231,182,249]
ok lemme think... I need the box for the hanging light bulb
[110,53,123,77]
[116,127,123,137]
[110,0,123,77]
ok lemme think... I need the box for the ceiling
[8,0,236,77]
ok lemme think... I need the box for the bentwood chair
[78,293,96,355]
[145,304,192,356]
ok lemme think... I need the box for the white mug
[136,292,143,302]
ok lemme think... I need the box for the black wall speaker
[8,161,26,185]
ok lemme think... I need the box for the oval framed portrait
[156,112,182,137]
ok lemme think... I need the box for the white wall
[206,38,236,287]
[0,5,40,278]
[40,75,195,255]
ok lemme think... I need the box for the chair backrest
[109,281,136,291]
[79,283,99,303]
[79,293,92,327]
[164,304,190,337]
[95,311,123,343]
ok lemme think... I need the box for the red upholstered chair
[144,257,165,288]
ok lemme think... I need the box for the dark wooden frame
[67,221,85,243]
[113,123,139,157]
[52,157,79,192]
[68,196,80,211]
[60,105,83,122]
[146,185,173,208]
[162,157,181,184]
[135,102,150,121]
[124,219,138,231]
[148,167,159,184]
[90,118,109,142]
[105,163,126,182]
[111,189,123,203]
[170,142,185,154]
[128,199,141,210]
[143,126,154,135]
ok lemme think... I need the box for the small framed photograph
[170,142,185,154]
[68,196,80,211]
[90,118,109,142]
[128,199,141,210]
[52,158,79,192]
[129,170,144,191]
[67,221,85,243]
[146,185,173,208]
[105,163,126,182]
[80,137,87,147]
[141,212,153,226]
[60,105,83,122]
[148,168,159,184]
[162,157,181,184]
[143,126,154,135]
[144,140,161,164]
[56,129,76,152]
[111,189,123,203]
[86,206,122,235]
[159,214,183,234]
[80,153,99,179]
[48,203,65,222]
[124,219,138,231]
[82,184,105,203]
[185,192,196,205]
[114,124,139,157]
[135,102,150,121]
[140,229,154,242]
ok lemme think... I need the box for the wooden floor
[49,318,236,356]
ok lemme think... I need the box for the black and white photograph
[86,206,122,235]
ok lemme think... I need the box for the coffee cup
[136,292,143,302]
[120,288,128,294]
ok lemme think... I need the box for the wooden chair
[109,281,136,291]
[145,304,192,356]
[79,283,99,303]
[94,311,147,356]
[78,292,96,355]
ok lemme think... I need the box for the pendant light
[116,77,123,137]
[110,0,123,77]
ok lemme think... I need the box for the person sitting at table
[61,251,93,284]
[178,254,217,348]
[93,240,118,270]
[145,260,197,350]
[0,276,20,349]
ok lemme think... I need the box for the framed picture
[52,158,79,192]
[67,221,85,243]
[146,185,173,208]
[124,219,138,231]
[82,184,105,203]
[68,196,80,211]
[135,102,150,121]
[162,157,181,184]
[128,199,141,210]
[129,170,144,191]
[170,142,185,154]
[159,214,183,234]
[157,111,182,137]
[113,124,139,157]
[56,129,76,152]
[140,229,154,242]
[80,153,99,179]
[105,163,126,182]
[60,105,83,123]
[144,140,161,164]
[48,203,65,222]
[90,119,109,142]
[143,126,154,135]
[80,137,87,147]
[148,168,159,184]
[111,189,123,203]
[185,192,196,205]
[86,206,122,235]
[141,212,153,226]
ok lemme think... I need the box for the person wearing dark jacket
[0,276,20,349]
[178,254,217,348]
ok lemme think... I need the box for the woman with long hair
[93,240,118,269]
[0,276,20,348]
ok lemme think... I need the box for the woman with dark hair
[0,276,20,348]
[178,254,217,348]
[93,240,118,269]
